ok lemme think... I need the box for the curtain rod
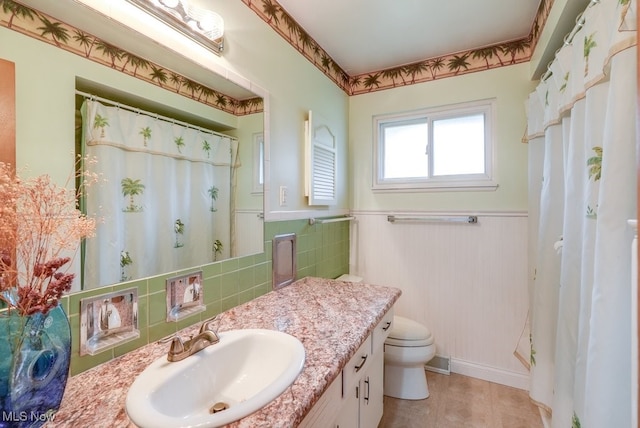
[75,90,237,141]
[541,0,600,82]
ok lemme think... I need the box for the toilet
[384,315,435,400]
[336,274,436,400]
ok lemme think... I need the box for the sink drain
[210,402,229,414]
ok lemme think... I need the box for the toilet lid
[386,316,434,347]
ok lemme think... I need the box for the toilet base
[384,364,429,400]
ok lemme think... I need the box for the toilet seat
[386,316,434,347]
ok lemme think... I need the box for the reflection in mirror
[79,287,140,355]
[1,1,265,292]
[79,95,245,288]
[166,271,205,321]
[72,85,264,290]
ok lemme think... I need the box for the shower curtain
[81,99,237,287]
[523,0,637,426]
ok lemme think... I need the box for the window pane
[382,121,429,179]
[432,114,485,176]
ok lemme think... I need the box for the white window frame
[373,99,497,192]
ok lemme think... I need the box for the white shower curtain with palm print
[524,0,636,426]
[81,99,237,288]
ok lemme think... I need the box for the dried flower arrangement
[0,158,98,316]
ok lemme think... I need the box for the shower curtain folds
[523,0,637,426]
[81,99,237,287]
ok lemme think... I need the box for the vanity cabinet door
[337,350,384,428]
[336,308,389,428]
[336,333,372,428]
[334,384,359,428]
[359,350,384,428]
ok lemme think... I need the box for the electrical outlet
[279,186,288,206]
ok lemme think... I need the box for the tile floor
[379,371,544,428]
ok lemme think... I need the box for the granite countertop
[48,276,401,428]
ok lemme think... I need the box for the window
[373,99,496,191]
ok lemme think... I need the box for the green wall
[348,63,536,212]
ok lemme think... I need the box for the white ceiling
[276,0,542,75]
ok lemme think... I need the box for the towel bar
[387,215,478,224]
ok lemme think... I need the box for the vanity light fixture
[125,0,224,54]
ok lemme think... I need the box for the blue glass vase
[0,305,71,428]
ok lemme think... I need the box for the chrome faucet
[166,316,220,362]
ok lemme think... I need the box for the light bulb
[186,18,199,31]
[183,5,224,40]
[159,0,179,8]
[198,16,214,32]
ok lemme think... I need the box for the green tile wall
[62,218,349,375]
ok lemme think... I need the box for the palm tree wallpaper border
[3,0,554,98]
[0,0,263,116]
[242,0,555,95]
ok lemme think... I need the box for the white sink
[126,329,305,428]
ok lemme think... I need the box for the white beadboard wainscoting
[349,211,530,389]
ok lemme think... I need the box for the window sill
[372,180,499,193]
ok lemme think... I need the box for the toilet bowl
[384,315,435,400]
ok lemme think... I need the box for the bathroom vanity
[300,305,395,428]
[47,277,400,427]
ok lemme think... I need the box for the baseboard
[449,358,530,390]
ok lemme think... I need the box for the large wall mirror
[6,0,266,291]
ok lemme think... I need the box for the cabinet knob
[382,321,392,331]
